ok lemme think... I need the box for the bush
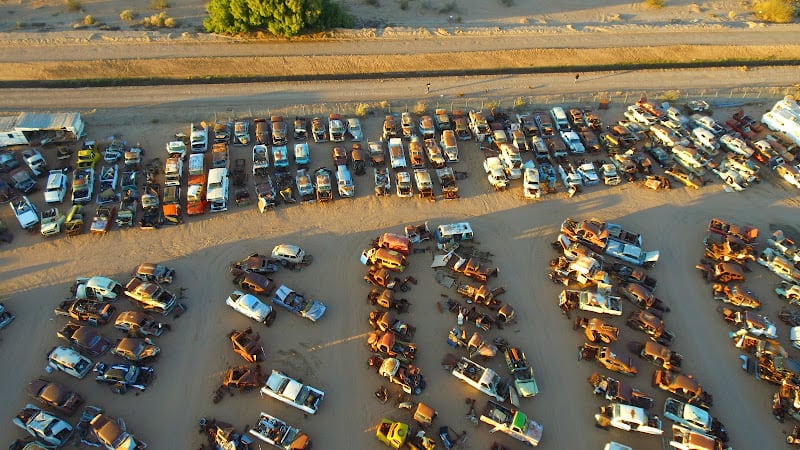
[752,0,796,22]
[438,1,457,13]
[513,97,527,111]
[120,10,135,21]
[204,0,352,37]
[660,90,681,102]
[65,0,82,12]
[355,103,371,117]
[151,0,170,9]
[83,15,96,26]
[399,0,409,10]
[498,0,513,6]
[142,11,176,28]
[644,0,665,8]
[413,101,427,115]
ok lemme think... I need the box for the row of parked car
[549,216,734,449]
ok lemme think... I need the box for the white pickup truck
[389,138,407,169]
[479,400,543,446]
[451,356,511,404]
[260,369,325,415]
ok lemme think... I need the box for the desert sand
[2,0,800,449]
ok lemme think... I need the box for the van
[376,232,411,256]
[207,167,229,212]
[550,107,570,132]
[435,222,473,250]
[360,247,406,272]
[47,346,93,379]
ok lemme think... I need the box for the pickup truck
[708,218,758,243]
[451,356,510,403]
[605,238,659,268]
[124,278,178,316]
[249,412,311,450]
[663,397,728,443]
[479,400,543,446]
[595,402,663,435]
[503,346,539,398]
[388,138,406,169]
[71,167,94,205]
[767,229,800,265]
[260,369,325,415]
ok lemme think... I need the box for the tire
[787,436,795,444]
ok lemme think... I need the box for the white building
[0,112,84,148]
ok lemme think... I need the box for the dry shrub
[688,3,702,13]
[83,14,96,26]
[413,101,427,115]
[65,0,82,12]
[379,100,391,110]
[644,0,665,8]
[728,10,737,19]
[513,97,527,111]
[151,0,170,9]
[399,0,409,10]
[141,11,176,28]
[355,103,371,117]
[120,10,135,21]
[752,0,796,22]
[660,90,681,102]
[438,1,457,13]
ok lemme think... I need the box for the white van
[207,167,229,212]
[188,153,204,177]
[550,107,570,132]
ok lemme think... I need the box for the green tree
[204,0,351,37]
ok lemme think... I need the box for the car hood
[301,300,327,322]
[514,378,540,398]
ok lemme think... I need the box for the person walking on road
[574,73,580,84]
[426,82,431,94]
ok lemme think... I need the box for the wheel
[787,436,795,444]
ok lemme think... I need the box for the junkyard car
[10,167,37,193]
[695,260,745,283]
[629,340,683,372]
[45,170,68,203]
[347,117,363,141]
[712,283,761,309]
[588,372,654,409]
[231,253,279,275]
[57,322,112,357]
[111,337,160,362]
[503,346,539,398]
[272,285,327,322]
[619,282,670,312]
[271,244,312,268]
[233,271,276,297]
[626,310,675,346]
[11,195,39,230]
[133,263,175,284]
[88,411,148,450]
[260,369,325,414]
[90,205,116,235]
[13,404,74,448]
[229,327,265,363]
[653,370,714,409]
[26,378,84,416]
[226,290,276,325]
[94,362,154,394]
[114,311,170,337]
[124,278,177,316]
[54,298,115,326]
[579,342,639,376]
[47,346,93,379]
[594,403,663,435]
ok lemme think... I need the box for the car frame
[93,362,154,394]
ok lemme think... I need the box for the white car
[260,369,325,414]
[166,140,188,159]
[13,404,74,448]
[596,402,663,435]
[719,133,755,158]
[347,118,363,142]
[45,170,68,203]
[10,195,39,230]
[22,148,47,176]
[577,163,600,186]
[523,167,540,200]
[396,171,413,198]
[225,290,276,325]
[47,345,94,379]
